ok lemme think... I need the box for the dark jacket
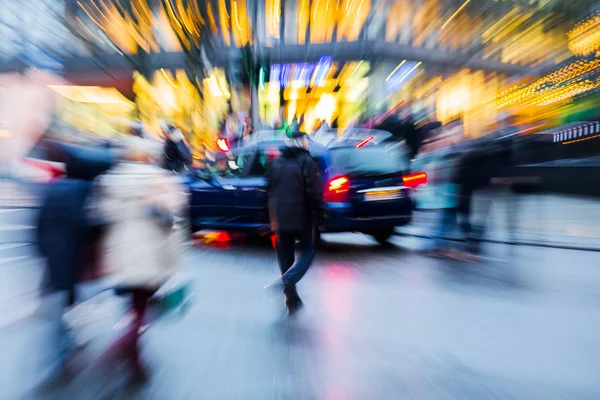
[455,141,513,191]
[265,147,325,233]
[37,146,113,292]
[163,139,193,172]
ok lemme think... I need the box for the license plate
[363,189,402,201]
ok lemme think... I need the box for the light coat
[97,162,188,289]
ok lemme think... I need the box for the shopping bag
[147,275,193,322]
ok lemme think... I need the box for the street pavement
[403,192,600,250]
[1,230,600,399]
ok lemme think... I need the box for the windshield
[328,145,409,176]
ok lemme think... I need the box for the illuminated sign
[270,56,332,88]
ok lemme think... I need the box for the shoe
[449,249,480,262]
[264,279,285,293]
[285,297,304,317]
[424,247,446,258]
[130,361,151,385]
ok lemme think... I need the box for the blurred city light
[3,1,600,398]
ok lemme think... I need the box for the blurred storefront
[49,85,136,138]
[133,68,242,152]
[261,60,370,132]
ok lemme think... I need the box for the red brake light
[355,136,374,148]
[216,138,230,152]
[403,172,427,188]
[22,158,65,183]
[325,176,350,202]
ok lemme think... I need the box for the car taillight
[216,138,230,152]
[403,172,427,188]
[355,136,374,148]
[324,176,350,202]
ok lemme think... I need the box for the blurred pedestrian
[423,143,458,251]
[95,136,188,379]
[162,123,193,173]
[415,114,442,158]
[36,143,114,376]
[454,138,506,255]
[264,131,325,315]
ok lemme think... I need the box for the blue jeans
[276,228,317,299]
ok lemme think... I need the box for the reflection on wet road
[2,233,600,399]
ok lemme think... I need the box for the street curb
[393,231,600,252]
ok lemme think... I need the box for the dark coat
[455,141,513,191]
[266,147,325,233]
[163,139,193,172]
[37,146,113,292]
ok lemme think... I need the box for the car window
[205,149,256,178]
[327,145,409,176]
[251,147,282,176]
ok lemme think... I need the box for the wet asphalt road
[1,231,600,400]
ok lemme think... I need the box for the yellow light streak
[346,0,356,15]
[99,0,124,25]
[222,0,230,19]
[136,0,155,26]
[356,0,366,15]
[314,0,320,23]
[441,0,470,31]
[114,0,129,19]
[273,0,280,30]
[78,1,106,31]
[76,16,104,41]
[349,60,364,80]
[186,6,200,37]
[131,3,152,31]
[562,133,600,145]
[385,60,406,82]
[161,69,178,88]
[90,0,116,28]
[191,0,204,26]
[233,0,242,31]
[395,61,422,85]
[165,0,182,28]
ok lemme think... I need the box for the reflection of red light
[215,231,231,242]
[355,136,374,148]
[403,172,427,188]
[216,138,230,152]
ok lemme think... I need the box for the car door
[230,147,271,227]
[188,151,249,229]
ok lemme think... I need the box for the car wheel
[371,228,394,245]
[313,227,321,245]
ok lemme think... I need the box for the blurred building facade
[1,0,599,153]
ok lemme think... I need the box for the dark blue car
[185,130,423,243]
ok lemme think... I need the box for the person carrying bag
[94,136,188,380]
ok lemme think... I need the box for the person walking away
[454,140,497,256]
[162,123,193,173]
[95,137,188,379]
[423,142,464,258]
[264,131,325,315]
